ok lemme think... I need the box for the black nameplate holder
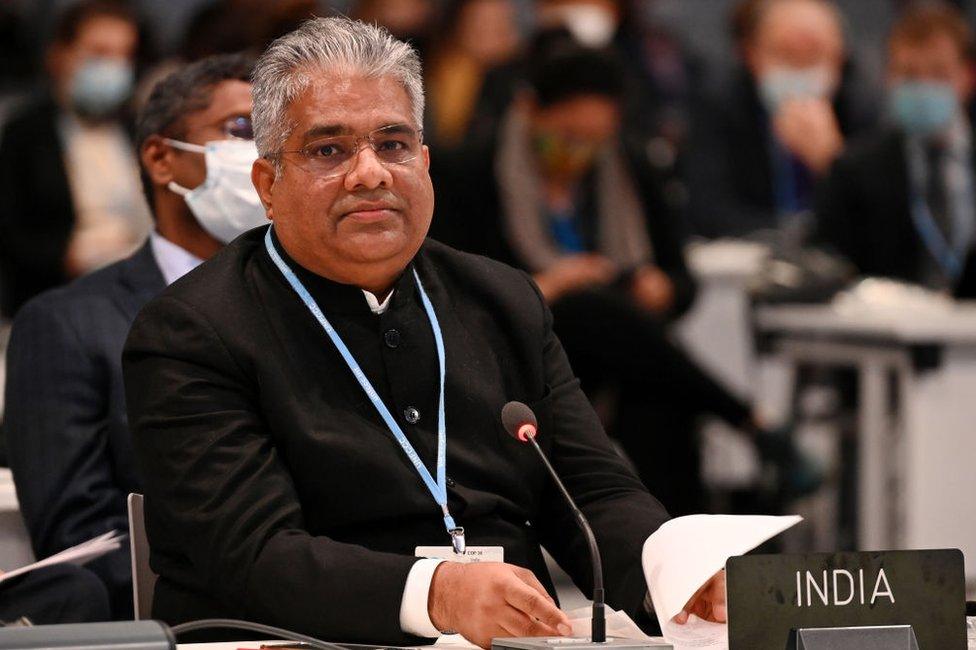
[725,549,966,650]
[787,624,919,649]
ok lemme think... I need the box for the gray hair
[252,17,425,159]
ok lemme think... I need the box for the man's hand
[428,562,573,649]
[674,569,726,624]
[773,98,844,176]
[534,255,616,303]
[630,265,675,314]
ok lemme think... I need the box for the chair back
[127,493,158,620]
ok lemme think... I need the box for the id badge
[415,545,504,563]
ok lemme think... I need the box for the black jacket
[814,126,976,286]
[122,227,669,644]
[4,242,165,619]
[0,96,77,317]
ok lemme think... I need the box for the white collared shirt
[149,232,204,286]
[363,289,393,314]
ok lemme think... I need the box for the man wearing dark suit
[123,18,727,648]
[816,3,976,290]
[685,0,876,238]
[0,0,147,318]
[4,53,257,620]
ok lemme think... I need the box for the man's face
[51,15,137,91]
[746,0,843,79]
[168,79,254,191]
[458,0,519,66]
[256,72,434,283]
[888,34,974,102]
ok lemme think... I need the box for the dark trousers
[0,564,111,625]
[551,288,751,516]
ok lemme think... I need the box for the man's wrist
[428,561,460,632]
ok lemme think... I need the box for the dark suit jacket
[814,127,976,285]
[685,66,876,238]
[123,228,669,644]
[0,96,76,318]
[4,242,165,619]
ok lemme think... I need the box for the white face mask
[541,4,617,48]
[165,138,268,244]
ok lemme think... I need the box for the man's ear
[961,61,976,103]
[141,135,175,188]
[252,157,276,220]
[45,44,71,96]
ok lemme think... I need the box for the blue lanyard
[263,226,465,554]
[910,194,963,281]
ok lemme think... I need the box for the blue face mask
[69,57,134,117]
[758,66,835,114]
[888,81,958,138]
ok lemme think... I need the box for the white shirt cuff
[400,558,446,638]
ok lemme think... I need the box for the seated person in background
[431,38,799,516]
[686,0,876,239]
[122,18,726,647]
[423,0,521,152]
[0,0,150,318]
[4,53,262,620]
[815,2,976,292]
[0,565,110,625]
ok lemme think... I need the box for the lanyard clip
[450,527,466,555]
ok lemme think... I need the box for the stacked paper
[0,530,126,584]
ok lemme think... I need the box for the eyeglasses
[271,124,424,179]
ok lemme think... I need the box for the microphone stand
[493,401,670,650]
[525,433,605,643]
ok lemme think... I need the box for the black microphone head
[501,401,538,442]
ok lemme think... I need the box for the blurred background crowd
[1,0,976,622]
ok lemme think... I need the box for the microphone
[501,401,606,644]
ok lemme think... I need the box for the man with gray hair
[123,17,726,647]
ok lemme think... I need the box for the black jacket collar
[116,240,166,320]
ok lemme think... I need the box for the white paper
[565,605,662,642]
[642,514,802,650]
[0,530,125,584]
[659,615,727,648]
[433,605,670,649]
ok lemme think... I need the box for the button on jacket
[123,227,669,645]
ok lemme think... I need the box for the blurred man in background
[686,0,875,239]
[0,0,151,318]
[4,52,260,620]
[816,2,976,291]
[352,0,439,61]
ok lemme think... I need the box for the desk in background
[756,303,976,583]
